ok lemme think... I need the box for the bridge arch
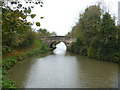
[50,40,68,50]
[40,36,76,50]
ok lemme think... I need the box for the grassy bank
[2,40,50,88]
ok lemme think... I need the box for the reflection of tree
[76,55,118,88]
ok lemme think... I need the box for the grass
[3,39,44,59]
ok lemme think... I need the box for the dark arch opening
[50,41,67,51]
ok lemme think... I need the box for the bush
[2,75,16,88]
[20,31,35,47]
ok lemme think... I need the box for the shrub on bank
[2,47,49,70]
[2,75,16,88]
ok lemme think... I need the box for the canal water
[8,42,118,88]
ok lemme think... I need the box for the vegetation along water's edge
[1,0,57,88]
[2,41,50,88]
[2,0,120,89]
[67,5,120,63]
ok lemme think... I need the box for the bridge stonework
[40,36,76,47]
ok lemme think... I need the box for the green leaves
[31,14,36,18]
[2,7,33,49]
[36,22,40,26]
[68,5,119,62]
[24,8,31,14]
[2,0,45,56]
[21,15,27,19]
[27,9,31,14]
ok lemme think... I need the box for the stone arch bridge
[40,36,76,48]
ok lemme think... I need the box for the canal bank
[2,41,50,88]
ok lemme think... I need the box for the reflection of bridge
[40,36,76,48]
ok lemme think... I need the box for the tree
[2,0,43,53]
[97,12,118,60]
[37,28,53,36]
[68,5,119,63]
[51,31,57,36]
[80,5,101,47]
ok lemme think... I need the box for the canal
[8,42,118,88]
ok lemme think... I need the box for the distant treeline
[67,5,120,63]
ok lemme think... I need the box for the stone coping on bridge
[40,36,76,38]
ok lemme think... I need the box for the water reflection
[53,42,67,55]
[7,43,118,88]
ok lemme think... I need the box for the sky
[25,0,120,36]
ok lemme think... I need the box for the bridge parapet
[40,36,76,47]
